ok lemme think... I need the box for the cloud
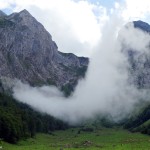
[119,22,150,52]
[123,0,150,21]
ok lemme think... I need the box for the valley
[0,5,150,150]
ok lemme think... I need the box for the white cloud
[119,22,150,52]
[123,0,150,21]
[0,0,12,9]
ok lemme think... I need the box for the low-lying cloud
[13,13,150,124]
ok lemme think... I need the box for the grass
[1,128,150,150]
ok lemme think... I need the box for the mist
[13,12,150,124]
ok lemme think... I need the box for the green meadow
[1,128,150,150]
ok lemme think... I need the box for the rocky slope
[0,10,88,94]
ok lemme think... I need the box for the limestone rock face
[0,9,89,90]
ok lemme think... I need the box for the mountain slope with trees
[0,92,68,143]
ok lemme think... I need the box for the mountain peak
[0,9,88,90]
[16,9,34,21]
[19,9,31,16]
[20,9,29,13]
[7,9,38,29]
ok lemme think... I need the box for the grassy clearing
[1,128,150,150]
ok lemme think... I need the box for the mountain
[130,21,150,88]
[121,20,150,135]
[133,20,150,33]
[0,9,88,95]
[120,20,150,89]
[124,104,150,135]
[0,92,68,143]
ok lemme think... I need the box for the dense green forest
[0,93,69,143]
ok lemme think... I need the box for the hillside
[121,20,150,134]
[0,93,68,143]
[124,104,150,134]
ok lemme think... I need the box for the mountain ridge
[0,9,89,95]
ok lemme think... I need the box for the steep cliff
[0,9,88,94]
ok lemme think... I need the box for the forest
[0,93,68,143]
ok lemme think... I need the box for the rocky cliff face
[0,9,88,93]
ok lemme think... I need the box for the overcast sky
[1,0,150,56]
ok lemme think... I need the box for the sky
[0,0,150,56]
[88,0,123,9]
